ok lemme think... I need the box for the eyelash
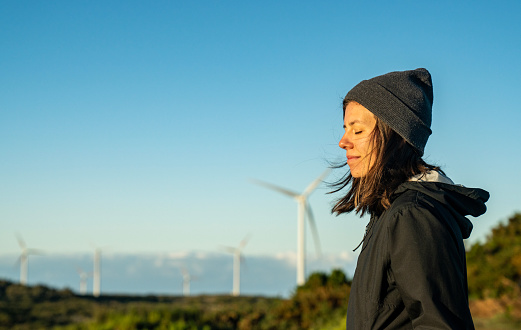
[354,131,362,135]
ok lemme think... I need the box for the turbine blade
[13,256,22,268]
[220,245,237,254]
[76,267,92,278]
[250,179,299,198]
[306,204,322,257]
[239,233,252,249]
[180,267,189,277]
[27,248,44,256]
[303,168,331,197]
[240,253,247,270]
[16,234,26,250]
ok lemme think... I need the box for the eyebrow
[343,120,367,129]
[344,120,362,127]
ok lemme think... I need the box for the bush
[467,213,521,299]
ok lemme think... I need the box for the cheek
[356,137,373,154]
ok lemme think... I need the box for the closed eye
[354,131,362,135]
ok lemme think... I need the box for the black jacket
[346,176,489,329]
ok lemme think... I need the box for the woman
[331,68,489,329]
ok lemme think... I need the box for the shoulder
[384,189,425,220]
[381,188,443,231]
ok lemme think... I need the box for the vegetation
[0,269,350,330]
[1,213,521,329]
[467,213,521,300]
[466,212,521,326]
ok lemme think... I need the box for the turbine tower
[180,267,192,296]
[93,248,102,297]
[16,234,42,285]
[252,169,329,286]
[222,234,251,296]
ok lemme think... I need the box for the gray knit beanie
[344,68,433,156]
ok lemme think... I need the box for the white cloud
[339,251,355,262]
[274,251,297,265]
[0,251,357,297]
[195,251,209,259]
[166,251,190,259]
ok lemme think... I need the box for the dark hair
[330,106,441,217]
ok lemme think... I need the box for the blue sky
[1,1,521,291]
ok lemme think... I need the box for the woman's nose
[339,133,353,150]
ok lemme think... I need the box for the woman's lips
[346,155,360,165]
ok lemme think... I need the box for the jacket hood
[392,171,490,239]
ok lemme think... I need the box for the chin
[349,168,362,178]
[349,164,370,178]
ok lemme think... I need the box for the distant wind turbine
[180,267,192,296]
[16,234,43,285]
[252,169,330,286]
[76,267,92,295]
[222,234,251,296]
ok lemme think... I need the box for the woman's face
[339,101,377,178]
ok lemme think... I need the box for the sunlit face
[339,101,377,178]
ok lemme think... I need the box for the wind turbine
[180,267,192,296]
[76,267,92,295]
[252,169,330,286]
[222,234,251,296]
[16,234,43,285]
